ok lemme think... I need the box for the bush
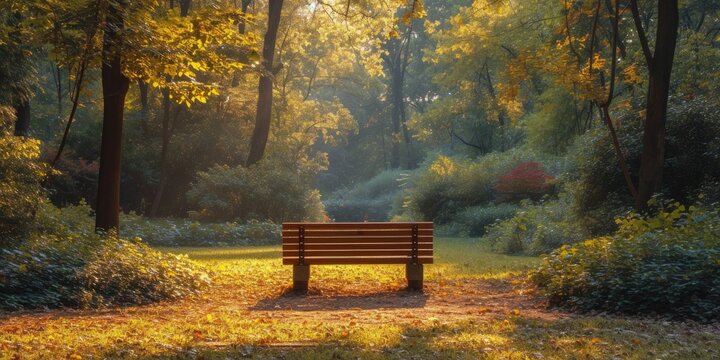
[0,106,48,246]
[531,200,720,321]
[435,204,519,237]
[569,97,720,235]
[324,169,403,221]
[80,238,209,306]
[494,161,555,202]
[483,193,588,255]
[187,159,325,222]
[0,203,209,310]
[399,149,551,222]
[121,213,281,247]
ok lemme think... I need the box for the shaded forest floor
[2,239,719,359]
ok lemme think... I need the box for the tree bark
[149,86,171,217]
[389,61,402,169]
[246,0,283,167]
[231,0,253,87]
[636,0,679,211]
[95,0,130,233]
[385,23,414,169]
[13,101,30,136]
[138,80,149,135]
[238,0,252,34]
[179,0,191,16]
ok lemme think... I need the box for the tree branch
[630,0,653,69]
[451,129,487,153]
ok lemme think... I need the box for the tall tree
[632,0,680,211]
[2,10,36,137]
[383,25,414,169]
[95,0,131,233]
[149,0,192,216]
[382,0,425,169]
[246,0,283,166]
[13,102,30,136]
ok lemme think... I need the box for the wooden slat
[282,229,433,237]
[282,243,433,251]
[283,235,432,244]
[282,222,432,230]
[282,257,434,265]
[283,249,433,257]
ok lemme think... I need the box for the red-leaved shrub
[494,161,554,202]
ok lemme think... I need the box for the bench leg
[406,264,424,291]
[293,265,310,293]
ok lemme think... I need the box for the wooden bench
[282,222,433,292]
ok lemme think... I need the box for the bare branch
[630,0,653,68]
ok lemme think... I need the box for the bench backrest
[282,222,433,265]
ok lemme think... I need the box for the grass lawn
[1,238,719,359]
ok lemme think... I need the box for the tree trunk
[179,0,191,16]
[13,101,30,136]
[150,0,191,216]
[231,0,253,87]
[389,63,402,169]
[138,80,149,135]
[149,86,171,217]
[636,0,679,211]
[239,0,252,34]
[95,0,130,233]
[246,0,283,167]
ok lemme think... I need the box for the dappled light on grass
[1,239,719,359]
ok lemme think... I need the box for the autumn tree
[382,0,425,169]
[632,0,680,211]
[246,0,283,166]
[0,7,37,137]
[95,0,131,232]
[91,0,253,230]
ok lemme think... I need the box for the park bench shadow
[251,288,428,311]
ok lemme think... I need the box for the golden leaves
[623,64,641,85]
[123,5,257,107]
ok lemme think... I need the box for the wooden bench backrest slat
[282,222,432,230]
[282,237,432,245]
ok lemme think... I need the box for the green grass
[164,237,539,281]
[1,238,718,359]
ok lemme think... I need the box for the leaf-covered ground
[1,238,719,359]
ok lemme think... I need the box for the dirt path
[0,277,567,331]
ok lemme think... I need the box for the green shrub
[324,169,403,221]
[568,97,720,235]
[399,149,549,222]
[0,106,49,246]
[483,193,588,255]
[32,200,282,248]
[0,203,209,310]
[80,238,209,306]
[121,213,281,247]
[436,204,519,237]
[187,159,325,222]
[531,200,720,321]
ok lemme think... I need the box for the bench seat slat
[283,249,433,257]
[282,243,433,251]
[282,222,433,230]
[283,257,434,265]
